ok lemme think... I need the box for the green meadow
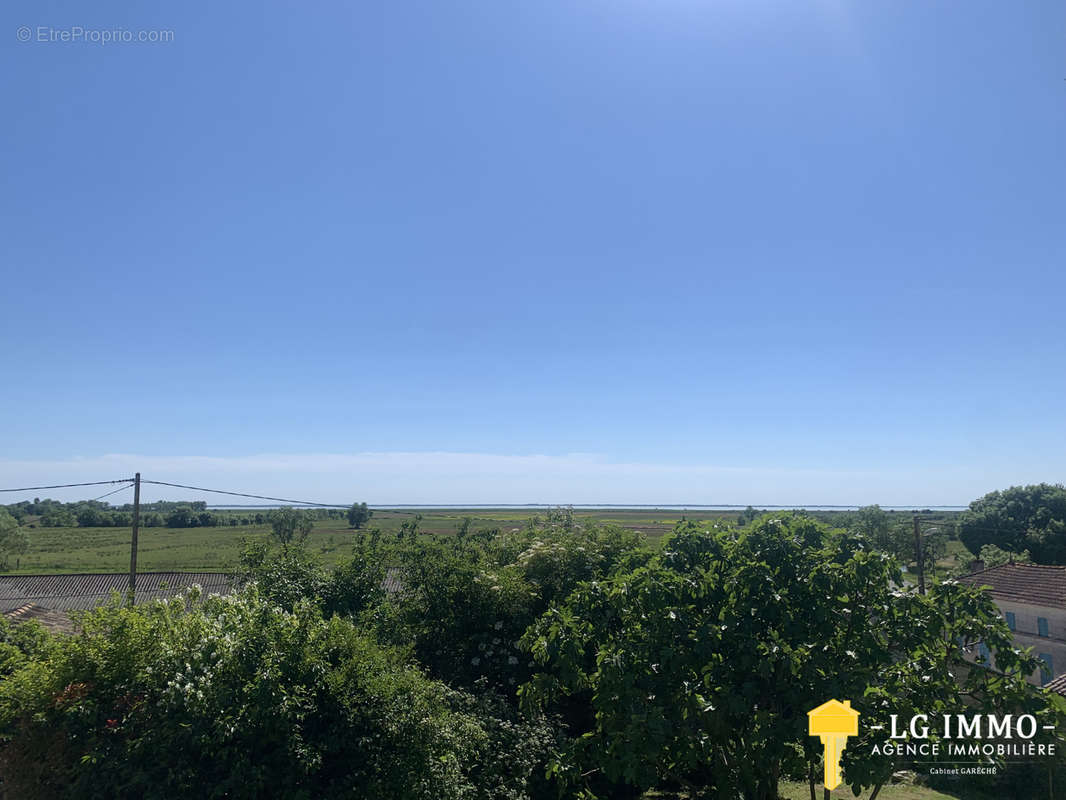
[10,508,746,574]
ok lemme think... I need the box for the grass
[647,780,966,800]
[8,508,743,574]
[777,780,963,799]
[8,508,970,576]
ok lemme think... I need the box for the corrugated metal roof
[0,573,232,612]
[4,603,76,634]
[957,563,1066,609]
[382,568,403,595]
[1044,673,1066,696]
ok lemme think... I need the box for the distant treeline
[4,497,347,529]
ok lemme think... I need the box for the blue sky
[2,1,1064,505]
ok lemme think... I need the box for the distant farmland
[9,506,957,575]
[11,508,748,574]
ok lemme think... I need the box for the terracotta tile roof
[957,563,1066,608]
[0,573,232,613]
[4,603,76,634]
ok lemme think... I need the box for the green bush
[379,520,650,696]
[0,588,554,800]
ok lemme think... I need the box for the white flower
[470,657,481,666]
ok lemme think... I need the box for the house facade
[958,562,1066,686]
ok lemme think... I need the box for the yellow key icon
[807,700,859,790]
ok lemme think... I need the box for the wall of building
[992,599,1066,685]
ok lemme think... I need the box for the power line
[0,479,134,494]
[139,480,346,508]
[90,482,135,502]
[0,477,1050,541]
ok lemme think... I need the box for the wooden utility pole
[913,515,925,595]
[128,473,140,605]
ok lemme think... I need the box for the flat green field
[10,508,961,575]
[9,508,745,574]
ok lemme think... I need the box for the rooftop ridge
[958,562,1066,609]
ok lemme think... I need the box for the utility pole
[913,515,925,595]
[128,473,140,605]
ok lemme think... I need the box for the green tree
[520,515,1054,800]
[346,501,373,529]
[850,504,910,560]
[959,483,1066,563]
[75,506,107,527]
[39,508,76,527]
[0,508,28,569]
[978,542,1032,568]
[267,507,314,548]
[165,506,195,528]
[737,505,758,525]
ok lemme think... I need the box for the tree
[39,508,76,527]
[76,506,107,528]
[165,506,195,528]
[959,483,1066,563]
[520,516,1054,800]
[978,542,1032,568]
[737,505,758,525]
[267,507,314,548]
[0,509,27,569]
[346,501,373,529]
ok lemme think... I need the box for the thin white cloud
[0,451,990,507]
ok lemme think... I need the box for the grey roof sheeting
[4,603,76,634]
[0,573,232,613]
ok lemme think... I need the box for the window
[1039,653,1054,685]
[1038,617,1049,637]
[1005,612,1016,631]
[977,642,991,664]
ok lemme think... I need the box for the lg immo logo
[808,699,1058,786]
[807,699,858,790]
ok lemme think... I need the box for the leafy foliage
[0,508,27,568]
[978,542,1032,568]
[0,588,555,800]
[959,483,1066,563]
[346,501,373,529]
[267,507,314,548]
[520,515,1055,800]
[379,518,650,696]
[3,507,1058,799]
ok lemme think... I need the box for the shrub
[0,588,552,800]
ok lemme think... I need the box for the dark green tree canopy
[959,483,1066,563]
[520,515,1053,800]
[347,501,373,529]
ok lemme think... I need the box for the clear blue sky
[2,1,1064,505]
